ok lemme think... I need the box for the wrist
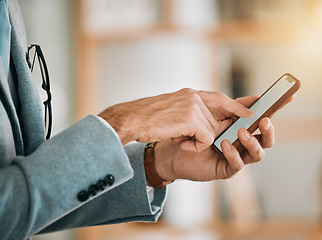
[153,141,176,182]
[98,103,136,145]
[144,142,174,189]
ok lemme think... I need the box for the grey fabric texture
[0,0,167,239]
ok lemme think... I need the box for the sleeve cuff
[93,142,167,225]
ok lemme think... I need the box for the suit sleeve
[0,115,167,240]
[40,141,167,234]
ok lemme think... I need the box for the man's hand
[152,95,293,182]
[98,88,253,152]
[153,117,273,182]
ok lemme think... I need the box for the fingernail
[265,121,271,130]
[223,140,231,150]
[243,131,251,140]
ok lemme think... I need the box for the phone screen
[213,75,297,152]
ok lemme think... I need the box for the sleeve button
[104,174,114,186]
[88,184,98,196]
[96,180,106,191]
[77,190,89,202]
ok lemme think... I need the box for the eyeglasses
[27,44,52,140]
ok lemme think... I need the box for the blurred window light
[172,0,219,29]
[82,0,161,34]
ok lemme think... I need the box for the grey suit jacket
[0,1,167,239]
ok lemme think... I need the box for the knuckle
[235,162,244,172]
[215,92,227,100]
[226,162,243,178]
[179,88,195,95]
[180,88,201,103]
[254,149,265,162]
[179,90,203,108]
[189,93,202,105]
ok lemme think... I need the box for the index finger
[198,91,254,119]
[235,95,259,108]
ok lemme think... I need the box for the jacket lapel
[8,0,45,156]
[0,56,24,156]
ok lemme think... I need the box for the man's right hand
[98,88,254,152]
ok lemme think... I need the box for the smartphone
[213,73,301,153]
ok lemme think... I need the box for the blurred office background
[18,0,322,239]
